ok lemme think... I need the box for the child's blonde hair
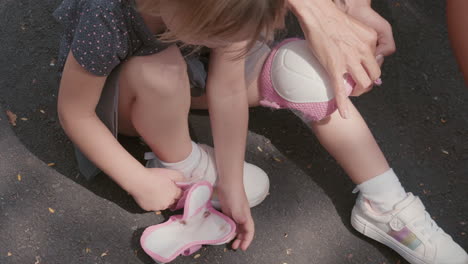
[138,0,287,55]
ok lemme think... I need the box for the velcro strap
[393,196,426,225]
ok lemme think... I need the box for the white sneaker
[351,192,468,264]
[144,144,270,209]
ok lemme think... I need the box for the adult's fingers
[362,53,382,83]
[370,9,396,57]
[376,54,385,67]
[332,75,350,119]
[347,63,373,97]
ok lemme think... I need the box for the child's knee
[126,47,190,99]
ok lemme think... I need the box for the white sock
[160,142,201,179]
[357,168,407,213]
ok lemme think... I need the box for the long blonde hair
[138,0,287,55]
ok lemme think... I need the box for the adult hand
[290,0,382,118]
[344,0,396,66]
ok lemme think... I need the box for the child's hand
[217,183,254,251]
[131,168,185,212]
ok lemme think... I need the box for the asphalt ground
[0,0,467,263]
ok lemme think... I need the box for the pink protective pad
[140,181,237,263]
[259,38,355,122]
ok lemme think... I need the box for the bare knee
[121,45,189,99]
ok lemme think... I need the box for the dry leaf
[193,254,201,259]
[6,110,17,126]
[7,252,12,256]
[440,118,447,124]
[34,256,41,264]
[48,207,55,213]
[273,157,282,162]
[17,174,21,181]
[101,251,108,257]
[257,146,263,152]
[47,163,56,167]
[20,117,28,121]
[284,233,288,238]
[85,248,91,253]
[223,248,227,252]
[286,248,292,255]
[155,211,161,215]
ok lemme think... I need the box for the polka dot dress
[53,0,170,77]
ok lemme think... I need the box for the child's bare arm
[206,43,249,187]
[57,51,185,210]
[206,41,254,250]
[58,51,146,192]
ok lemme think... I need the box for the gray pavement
[0,0,467,263]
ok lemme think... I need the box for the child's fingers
[164,170,186,182]
[241,221,254,250]
[232,238,241,250]
[241,233,253,251]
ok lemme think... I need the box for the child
[53,0,468,263]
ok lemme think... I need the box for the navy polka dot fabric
[53,0,170,76]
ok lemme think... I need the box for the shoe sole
[351,208,428,264]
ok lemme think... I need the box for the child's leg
[309,100,389,184]
[118,45,270,207]
[117,45,192,163]
[190,42,269,109]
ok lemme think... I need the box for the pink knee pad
[259,38,355,122]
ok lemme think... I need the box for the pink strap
[182,245,202,256]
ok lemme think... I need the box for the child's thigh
[117,44,189,136]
